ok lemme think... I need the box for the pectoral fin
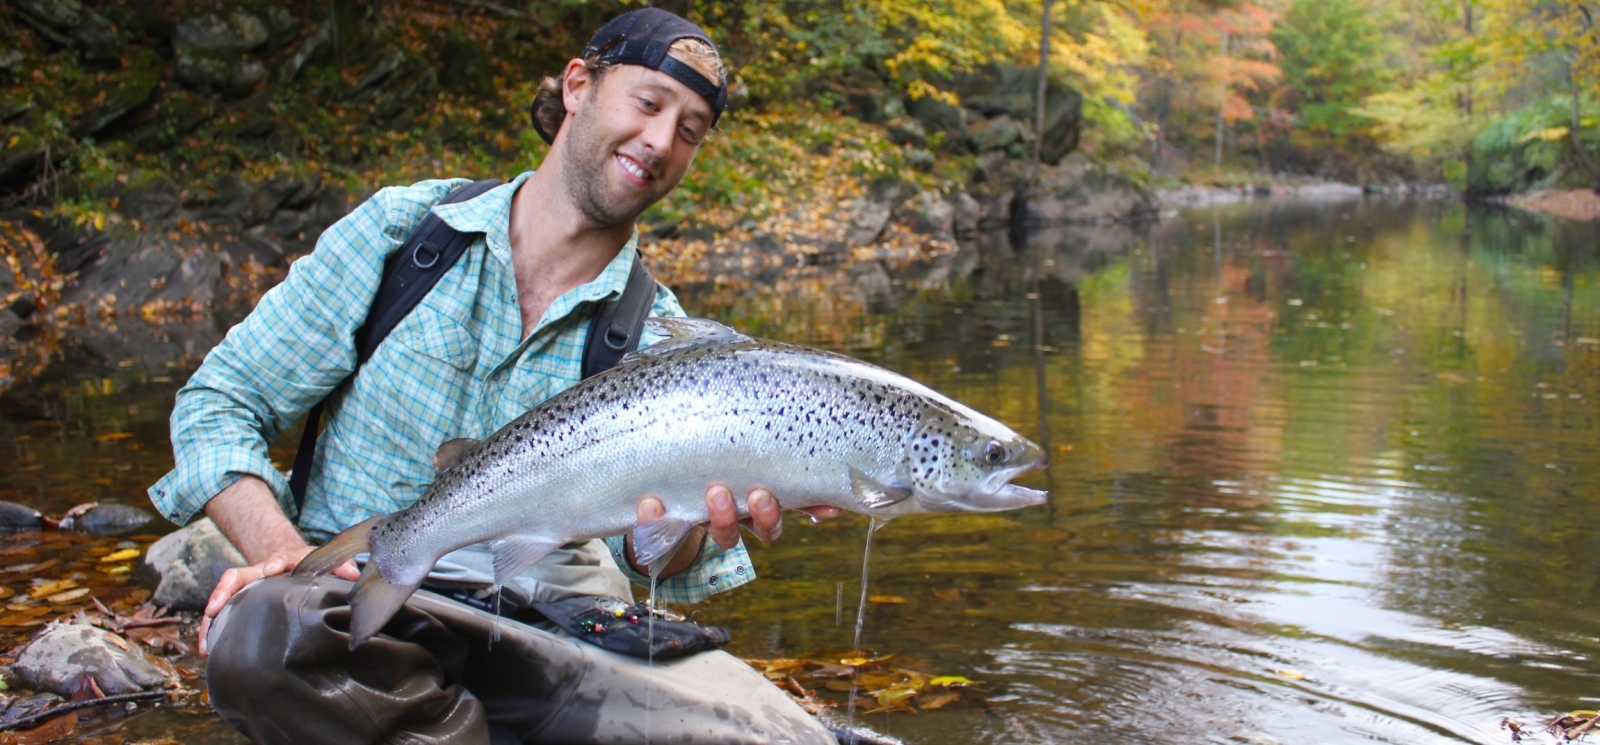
[631,515,694,576]
[850,467,913,510]
[490,537,561,586]
[433,438,479,477]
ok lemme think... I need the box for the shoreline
[1497,189,1600,223]
[1155,179,1452,209]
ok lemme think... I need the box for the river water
[1,196,1596,743]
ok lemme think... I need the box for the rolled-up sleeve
[149,180,461,524]
[600,284,757,603]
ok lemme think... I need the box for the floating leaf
[932,589,960,601]
[929,675,976,687]
[875,687,917,706]
[823,680,856,692]
[915,689,960,710]
[867,595,907,604]
[13,711,78,745]
[95,431,132,441]
[99,549,141,563]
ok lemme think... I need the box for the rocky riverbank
[1498,188,1600,223]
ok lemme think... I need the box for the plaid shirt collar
[432,170,641,308]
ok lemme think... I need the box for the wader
[206,573,835,745]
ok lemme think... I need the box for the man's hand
[624,486,843,578]
[197,475,360,656]
[197,545,360,655]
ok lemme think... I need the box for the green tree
[1271,0,1393,144]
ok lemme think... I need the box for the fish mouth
[993,483,1049,507]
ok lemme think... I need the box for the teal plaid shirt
[149,172,755,603]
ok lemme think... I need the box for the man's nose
[638,111,677,158]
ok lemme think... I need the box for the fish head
[894,406,1049,514]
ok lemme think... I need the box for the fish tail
[293,514,385,577]
[345,562,424,650]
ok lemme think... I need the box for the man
[150,9,840,744]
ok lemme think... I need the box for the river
[2,196,1597,743]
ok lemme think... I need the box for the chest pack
[287,179,659,509]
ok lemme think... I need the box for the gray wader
[206,574,836,744]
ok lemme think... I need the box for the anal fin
[631,515,694,571]
[850,467,912,509]
[490,537,561,586]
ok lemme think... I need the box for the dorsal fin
[619,317,751,365]
[433,438,479,477]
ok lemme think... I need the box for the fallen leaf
[1272,669,1307,681]
[46,588,91,604]
[98,549,141,563]
[856,671,901,690]
[932,589,960,601]
[867,595,906,604]
[928,675,976,687]
[915,689,960,710]
[0,586,14,600]
[95,431,132,441]
[13,711,77,745]
[101,565,131,575]
[3,559,58,574]
[823,680,856,692]
[28,580,76,599]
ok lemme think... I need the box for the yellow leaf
[875,688,917,706]
[93,212,106,231]
[929,676,976,687]
[101,565,131,575]
[867,595,906,604]
[96,431,133,441]
[99,548,141,563]
[1272,669,1307,681]
[28,580,76,599]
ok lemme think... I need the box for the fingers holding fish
[705,485,740,548]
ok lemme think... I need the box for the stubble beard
[560,95,672,230]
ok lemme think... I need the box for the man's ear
[561,58,595,113]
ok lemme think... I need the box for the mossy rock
[74,46,163,137]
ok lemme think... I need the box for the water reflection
[1,197,1597,743]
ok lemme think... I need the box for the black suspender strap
[288,179,500,510]
[582,255,657,379]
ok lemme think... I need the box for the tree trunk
[1036,0,1054,162]
[1215,29,1228,168]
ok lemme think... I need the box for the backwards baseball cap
[532,7,729,144]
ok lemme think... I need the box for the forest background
[1,0,1599,284]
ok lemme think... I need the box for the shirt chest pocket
[395,316,478,372]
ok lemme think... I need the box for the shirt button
[708,575,718,585]
[734,565,745,575]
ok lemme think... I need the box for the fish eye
[983,441,1005,465]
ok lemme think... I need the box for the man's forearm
[204,475,308,564]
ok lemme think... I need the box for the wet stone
[62,502,157,535]
[0,502,43,531]
[135,517,246,611]
[8,623,176,696]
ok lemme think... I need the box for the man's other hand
[625,487,842,578]
[197,546,359,656]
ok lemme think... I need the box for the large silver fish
[297,318,1049,648]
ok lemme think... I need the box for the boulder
[968,115,1027,153]
[8,623,175,696]
[886,118,926,148]
[1012,155,1159,225]
[0,130,47,192]
[71,8,126,64]
[844,178,915,247]
[136,517,246,612]
[13,0,81,45]
[952,64,1083,164]
[0,502,42,531]
[277,21,334,84]
[73,47,162,137]
[173,8,271,92]
[899,189,956,240]
[845,89,905,125]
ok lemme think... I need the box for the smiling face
[556,60,714,229]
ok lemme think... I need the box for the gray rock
[243,175,309,225]
[1012,154,1159,224]
[227,57,268,95]
[0,131,47,190]
[845,89,904,124]
[61,502,157,535]
[886,118,926,148]
[950,191,981,237]
[907,95,967,138]
[905,147,935,172]
[0,693,63,727]
[901,189,955,238]
[74,48,162,137]
[0,502,42,531]
[137,517,246,611]
[968,115,1027,153]
[277,21,333,84]
[14,0,81,44]
[0,310,24,339]
[8,623,175,696]
[70,8,125,64]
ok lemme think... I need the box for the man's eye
[680,126,704,143]
[638,98,659,112]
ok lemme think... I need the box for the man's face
[559,62,714,229]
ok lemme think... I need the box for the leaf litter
[743,652,984,716]
[0,518,213,742]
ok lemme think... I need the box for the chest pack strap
[287,178,658,512]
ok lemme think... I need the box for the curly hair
[531,37,726,142]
